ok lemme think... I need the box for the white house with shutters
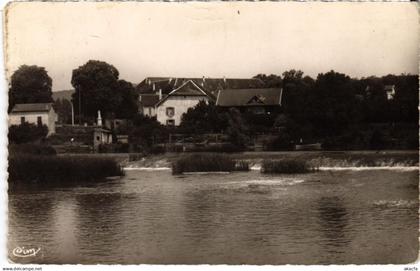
[9,103,58,135]
[136,76,267,126]
[155,80,210,126]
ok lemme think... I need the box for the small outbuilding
[9,103,58,135]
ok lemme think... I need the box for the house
[139,94,160,117]
[9,103,58,135]
[155,80,211,126]
[384,85,396,100]
[216,88,283,114]
[137,76,265,125]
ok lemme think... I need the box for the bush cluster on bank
[172,153,243,174]
[261,159,317,174]
[9,143,57,156]
[8,155,124,183]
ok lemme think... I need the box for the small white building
[9,103,58,135]
[155,80,210,126]
[384,85,396,100]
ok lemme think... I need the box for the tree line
[8,61,419,150]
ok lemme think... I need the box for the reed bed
[8,155,124,183]
[172,153,236,174]
[261,159,316,174]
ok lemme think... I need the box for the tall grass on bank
[261,159,316,174]
[8,155,124,183]
[172,153,237,174]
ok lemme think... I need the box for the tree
[53,99,72,124]
[226,108,249,148]
[129,115,168,149]
[9,65,53,112]
[115,80,139,119]
[179,100,228,134]
[71,60,121,122]
[253,74,282,87]
[302,70,360,138]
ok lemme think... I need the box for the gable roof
[136,77,265,98]
[216,88,283,107]
[155,80,209,107]
[11,103,54,113]
[139,94,160,107]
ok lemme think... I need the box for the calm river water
[8,169,418,264]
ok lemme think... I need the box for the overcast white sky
[4,2,419,91]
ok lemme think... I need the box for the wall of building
[156,96,209,126]
[143,106,156,117]
[9,109,57,135]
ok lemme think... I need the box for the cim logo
[12,246,41,258]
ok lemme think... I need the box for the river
[8,168,418,264]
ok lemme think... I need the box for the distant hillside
[52,89,74,101]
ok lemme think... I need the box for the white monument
[97,110,102,126]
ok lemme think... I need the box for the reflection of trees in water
[182,187,279,248]
[183,188,220,243]
[317,196,350,251]
[74,193,124,261]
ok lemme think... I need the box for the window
[166,119,175,126]
[166,107,175,117]
[37,116,42,126]
[20,117,25,124]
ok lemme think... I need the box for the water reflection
[316,196,351,263]
[74,193,125,263]
[7,170,419,264]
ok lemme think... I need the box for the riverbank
[121,150,419,170]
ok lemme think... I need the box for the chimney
[152,83,155,91]
[223,76,226,84]
[159,89,162,100]
[202,76,206,86]
[147,78,151,85]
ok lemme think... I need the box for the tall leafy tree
[115,80,139,119]
[8,65,53,112]
[180,100,228,134]
[71,60,121,122]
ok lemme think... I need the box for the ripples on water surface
[8,169,418,264]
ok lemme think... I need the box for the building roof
[136,77,265,98]
[155,80,208,107]
[139,94,160,107]
[10,103,54,113]
[216,88,283,107]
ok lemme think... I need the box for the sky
[4,2,419,91]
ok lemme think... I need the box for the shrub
[8,123,49,144]
[8,155,124,184]
[263,133,294,151]
[129,153,144,162]
[150,145,166,154]
[187,143,245,153]
[261,159,316,174]
[9,143,56,156]
[98,143,129,153]
[172,153,236,174]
